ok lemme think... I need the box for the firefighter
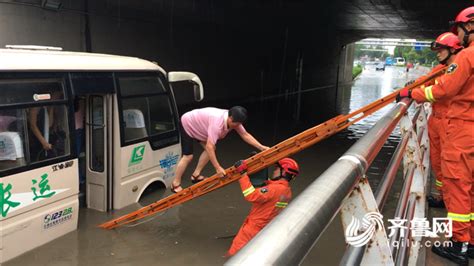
[226,158,299,257]
[424,32,463,208]
[397,6,474,265]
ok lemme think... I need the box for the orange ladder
[99,66,446,230]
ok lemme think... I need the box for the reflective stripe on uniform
[275,202,288,208]
[447,212,471,222]
[435,179,443,187]
[242,186,256,197]
[471,213,474,221]
[424,85,435,102]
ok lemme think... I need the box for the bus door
[86,94,113,211]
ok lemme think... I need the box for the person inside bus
[0,110,20,169]
[74,97,85,185]
[170,106,269,193]
[0,111,16,132]
[28,91,66,161]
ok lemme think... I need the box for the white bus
[0,46,203,262]
[393,57,406,66]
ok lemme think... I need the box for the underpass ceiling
[339,0,472,39]
[93,0,471,38]
[4,0,473,39]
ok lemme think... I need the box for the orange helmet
[449,6,474,46]
[431,32,463,51]
[276,158,299,181]
[455,6,474,22]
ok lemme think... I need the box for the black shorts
[180,122,194,155]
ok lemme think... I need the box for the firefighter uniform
[226,175,291,256]
[411,41,474,244]
[425,64,450,192]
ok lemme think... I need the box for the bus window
[0,105,70,171]
[123,107,147,141]
[118,74,178,146]
[0,109,26,171]
[27,104,69,162]
[149,96,176,134]
[119,76,166,96]
[0,78,65,105]
[90,96,105,172]
[0,78,71,173]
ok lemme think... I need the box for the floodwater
[7,65,438,266]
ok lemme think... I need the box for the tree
[394,46,437,66]
[420,47,437,65]
[394,46,411,58]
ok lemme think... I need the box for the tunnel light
[41,0,62,10]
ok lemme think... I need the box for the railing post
[406,104,430,266]
[339,175,393,265]
[393,103,431,265]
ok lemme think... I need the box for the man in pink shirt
[171,106,269,193]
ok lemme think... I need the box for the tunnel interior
[1,1,473,265]
[0,0,471,123]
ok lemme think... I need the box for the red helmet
[277,158,299,180]
[450,6,474,34]
[430,32,463,51]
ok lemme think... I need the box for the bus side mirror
[168,72,204,102]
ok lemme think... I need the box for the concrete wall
[336,43,355,115]
[0,3,84,51]
[0,1,356,123]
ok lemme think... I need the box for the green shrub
[352,64,363,79]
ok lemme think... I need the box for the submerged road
[7,65,431,265]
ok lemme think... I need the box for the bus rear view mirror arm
[168,72,204,102]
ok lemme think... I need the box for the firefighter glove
[396,88,411,102]
[234,160,248,175]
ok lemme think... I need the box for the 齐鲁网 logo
[345,212,384,247]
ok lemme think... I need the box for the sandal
[191,174,205,184]
[170,183,183,193]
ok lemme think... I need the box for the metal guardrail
[226,98,432,266]
[340,128,411,266]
